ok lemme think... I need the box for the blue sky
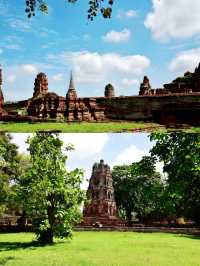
[11,133,164,189]
[1,0,200,101]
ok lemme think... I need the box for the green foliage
[0,133,20,217]
[19,133,85,243]
[25,0,114,20]
[112,156,164,223]
[150,133,200,223]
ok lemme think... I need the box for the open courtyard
[0,232,200,266]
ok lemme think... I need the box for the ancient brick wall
[96,94,200,125]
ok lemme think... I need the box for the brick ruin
[83,160,122,226]
[65,72,105,121]
[27,71,105,121]
[1,63,200,125]
[27,72,65,119]
[139,63,200,96]
[33,72,48,98]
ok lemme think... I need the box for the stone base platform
[75,226,200,235]
[82,216,125,227]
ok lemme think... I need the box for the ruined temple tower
[139,76,152,95]
[66,71,77,100]
[33,72,48,98]
[83,160,121,226]
[105,84,115,98]
[0,65,4,114]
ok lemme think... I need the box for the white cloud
[111,145,164,176]
[6,74,16,84]
[52,73,63,81]
[117,9,137,19]
[11,133,31,154]
[145,0,200,42]
[11,133,109,160]
[102,28,131,43]
[21,64,38,74]
[169,47,200,73]
[60,134,110,160]
[111,145,149,167]
[48,51,150,85]
[122,78,139,88]
[5,44,21,50]
[3,64,47,100]
[8,18,32,32]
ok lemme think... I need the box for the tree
[112,156,164,224]
[25,0,114,20]
[150,133,200,224]
[19,133,85,244]
[0,133,20,217]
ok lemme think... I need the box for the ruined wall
[96,93,200,125]
[4,100,28,114]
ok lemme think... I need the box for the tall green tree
[19,133,85,244]
[150,133,200,224]
[0,133,20,216]
[25,0,114,20]
[112,156,164,224]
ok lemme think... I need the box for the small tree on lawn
[19,132,85,244]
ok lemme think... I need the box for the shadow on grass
[177,234,200,240]
[0,256,15,265]
[0,241,56,252]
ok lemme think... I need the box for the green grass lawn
[0,232,200,266]
[0,122,162,133]
[0,122,199,133]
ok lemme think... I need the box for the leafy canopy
[150,133,200,223]
[19,133,85,243]
[0,133,20,217]
[112,156,164,224]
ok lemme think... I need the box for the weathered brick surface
[83,160,122,226]
[96,94,200,125]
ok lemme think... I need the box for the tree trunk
[38,203,55,244]
[38,228,53,244]
[126,210,132,226]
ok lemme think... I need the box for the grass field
[0,122,162,133]
[0,232,200,266]
[1,121,199,133]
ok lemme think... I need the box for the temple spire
[66,70,77,99]
[69,70,75,90]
